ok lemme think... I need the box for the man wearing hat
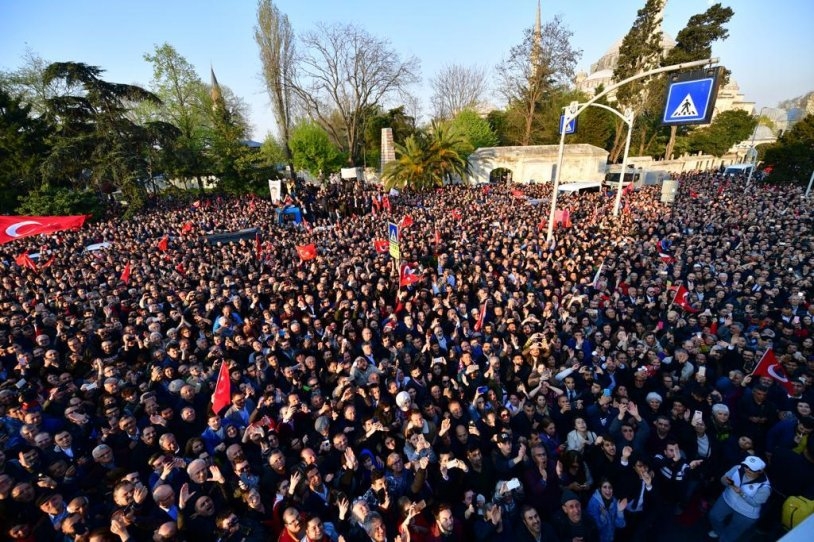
[708,455,771,540]
[551,490,600,542]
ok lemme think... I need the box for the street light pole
[547,102,576,243]
[806,170,814,198]
[745,106,769,186]
[613,108,635,217]
[544,57,717,242]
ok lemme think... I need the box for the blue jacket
[586,489,626,542]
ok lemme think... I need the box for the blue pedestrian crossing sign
[388,222,400,260]
[662,69,719,126]
[559,114,577,135]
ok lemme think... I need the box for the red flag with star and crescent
[399,262,420,287]
[211,360,232,416]
[373,239,389,253]
[671,284,700,313]
[0,215,87,245]
[157,236,169,252]
[296,244,317,261]
[751,348,794,394]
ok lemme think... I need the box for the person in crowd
[586,478,627,542]
[708,456,771,541]
[0,173,810,541]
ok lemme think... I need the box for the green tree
[612,0,665,161]
[0,48,73,117]
[382,122,467,191]
[0,88,50,211]
[496,15,581,145]
[446,109,498,158]
[687,109,756,156]
[382,136,430,191]
[661,3,734,158]
[363,105,417,170]
[255,0,297,178]
[206,72,254,194]
[143,43,213,193]
[763,114,814,184]
[289,120,345,177]
[17,186,103,219]
[486,109,513,146]
[40,62,161,204]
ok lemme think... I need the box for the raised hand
[209,465,225,484]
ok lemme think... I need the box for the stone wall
[466,144,609,184]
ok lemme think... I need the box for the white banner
[268,179,282,203]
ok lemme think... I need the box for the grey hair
[363,511,383,536]
[711,403,729,416]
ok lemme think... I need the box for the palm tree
[427,121,469,184]
[382,122,469,191]
[383,135,431,191]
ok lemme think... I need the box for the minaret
[653,0,667,56]
[210,66,223,111]
[531,0,542,68]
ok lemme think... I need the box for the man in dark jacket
[513,504,558,542]
[551,490,599,542]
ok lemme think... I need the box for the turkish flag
[511,188,525,198]
[211,361,232,416]
[434,229,441,247]
[296,243,317,261]
[474,303,487,331]
[14,252,37,271]
[450,209,462,220]
[373,239,389,253]
[399,262,420,287]
[157,236,169,252]
[482,185,492,195]
[120,263,131,285]
[752,348,795,394]
[181,221,193,235]
[659,253,676,264]
[672,284,700,313]
[255,232,262,260]
[622,183,634,196]
[0,215,87,245]
[40,254,56,269]
[399,215,414,229]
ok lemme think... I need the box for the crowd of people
[0,170,812,542]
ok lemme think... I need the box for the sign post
[662,68,720,126]
[388,222,400,261]
[559,114,577,135]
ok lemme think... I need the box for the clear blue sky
[2,0,812,140]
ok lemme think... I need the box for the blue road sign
[559,114,577,135]
[663,75,718,125]
[388,222,399,244]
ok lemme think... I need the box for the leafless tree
[255,0,296,177]
[496,15,580,145]
[429,64,489,120]
[291,23,420,166]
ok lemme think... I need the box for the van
[723,163,753,177]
